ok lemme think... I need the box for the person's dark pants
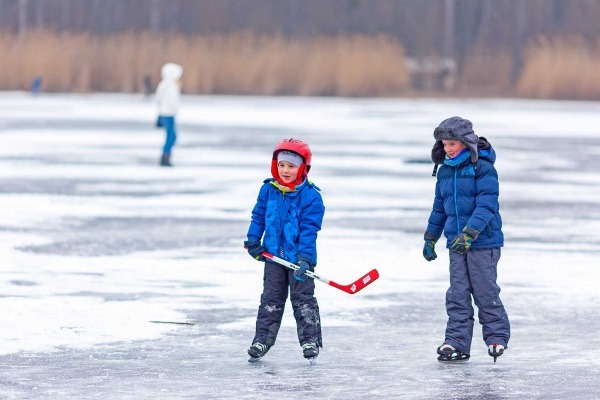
[444,248,510,354]
[252,260,322,348]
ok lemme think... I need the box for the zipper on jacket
[453,168,461,234]
[277,190,291,259]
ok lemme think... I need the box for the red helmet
[271,138,312,189]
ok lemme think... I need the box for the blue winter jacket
[247,178,325,265]
[426,144,504,249]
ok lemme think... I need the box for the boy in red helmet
[244,138,325,363]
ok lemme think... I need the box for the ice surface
[0,92,599,399]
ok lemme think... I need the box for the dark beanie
[431,116,479,164]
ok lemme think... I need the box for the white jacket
[156,63,183,116]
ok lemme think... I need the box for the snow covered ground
[0,92,599,399]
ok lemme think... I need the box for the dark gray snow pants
[444,248,510,354]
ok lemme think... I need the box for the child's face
[277,161,300,184]
[442,140,467,158]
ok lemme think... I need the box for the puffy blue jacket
[426,143,504,249]
[247,179,325,265]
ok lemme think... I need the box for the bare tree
[18,0,27,37]
[443,0,455,58]
[150,0,160,32]
[511,0,527,85]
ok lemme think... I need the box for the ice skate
[247,342,271,362]
[437,343,470,362]
[302,342,319,365]
[488,344,505,363]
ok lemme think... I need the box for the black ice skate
[488,344,505,363]
[247,342,271,362]
[302,342,319,365]
[437,343,470,362]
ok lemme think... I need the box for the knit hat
[431,116,479,164]
[277,151,304,167]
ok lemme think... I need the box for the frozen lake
[1,93,599,399]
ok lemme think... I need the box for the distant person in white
[155,63,183,167]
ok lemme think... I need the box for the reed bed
[0,30,409,96]
[3,30,599,99]
[517,35,600,100]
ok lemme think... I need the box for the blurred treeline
[1,0,600,99]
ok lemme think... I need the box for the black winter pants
[252,261,322,348]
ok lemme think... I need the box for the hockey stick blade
[261,252,379,295]
[328,269,380,294]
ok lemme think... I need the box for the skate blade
[307,357,317,365]
[248,356,262,363]
[437,358,469,363]
[437,355,470,363]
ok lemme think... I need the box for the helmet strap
[271,161,307,190]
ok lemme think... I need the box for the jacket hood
[432,136,495,165]
[161,63,183,81]
[476,137,496,164]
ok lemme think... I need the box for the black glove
[422,231,439,261]
[244,240,266,261]
[451,226,480,254]
[294,260,310,282]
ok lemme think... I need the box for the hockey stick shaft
[261,252,379,295]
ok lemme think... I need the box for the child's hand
[244,240,266,261]
[451,226,480,254]
[423,231,439,261]
[423,240,438,261]
[294,260,310,282]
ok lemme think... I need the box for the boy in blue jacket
[244,138,325,363]
[423,116,510,363]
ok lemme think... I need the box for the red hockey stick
[261,251,379,295]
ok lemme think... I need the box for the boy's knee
[476,294,504,311]
[446,288,472,306]
[291,296,318,310]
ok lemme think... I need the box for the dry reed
[517,35,600,100]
